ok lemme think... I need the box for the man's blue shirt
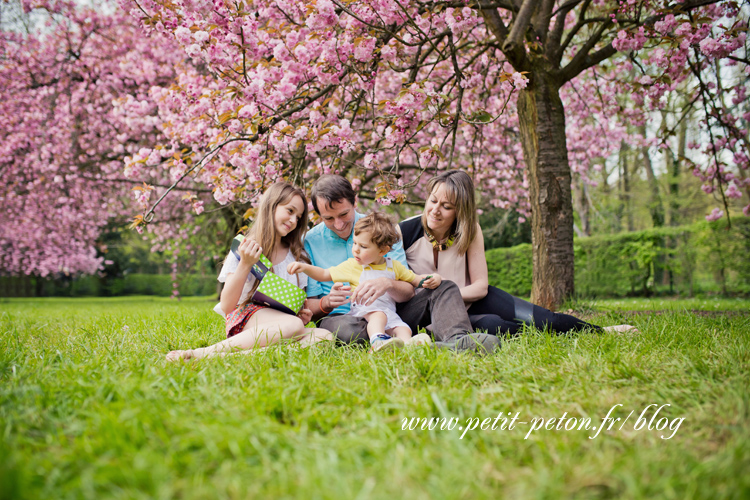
[304,211,408,315]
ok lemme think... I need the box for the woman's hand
[421,274,442,289]
[238,237,262,267]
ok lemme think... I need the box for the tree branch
[478,1,524,68]
[554,0,592,63]
[545,0,591,66]
[532,0,556,45]
[559,0,722,82]
[503,0,538,61]
[560,18,613,82]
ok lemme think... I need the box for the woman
[399,170,637,336]
[167,182,332,361]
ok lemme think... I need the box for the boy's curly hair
[354,211,400,250]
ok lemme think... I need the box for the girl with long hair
[167,182,332,361]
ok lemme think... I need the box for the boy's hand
[421,274,442,289]
[238,237,262,266]
[287,262,304,274]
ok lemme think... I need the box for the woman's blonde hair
[421,170,478,255]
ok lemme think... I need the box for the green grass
[1,296,749,499]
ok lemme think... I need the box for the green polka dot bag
[231,236,306,315]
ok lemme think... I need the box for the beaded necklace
[425,231,455,268]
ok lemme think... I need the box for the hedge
[4,219,748,299]
[0,274,217,298]
[486,218,750,298]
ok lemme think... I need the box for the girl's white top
[213,249,307,317]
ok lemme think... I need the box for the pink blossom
[725,183,742,199]
[705,208,724,222]
[354,37,377,62]
[511,72,528,89]
[193,30,210,43]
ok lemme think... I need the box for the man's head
[311,174,357,239]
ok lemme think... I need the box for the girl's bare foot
[602,324,639,334]
[166,349,193,361]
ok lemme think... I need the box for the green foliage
[478,206,532,249]
[486,218,750,297]
[0,274,216,298]
[1,297,749,498]
[486,243,533,297]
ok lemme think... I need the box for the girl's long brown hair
[247,181,310,264]
[241,182,310,305]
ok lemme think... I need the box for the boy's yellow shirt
[329,258,416,288]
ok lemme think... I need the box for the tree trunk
[516,73,574,310]
[639,124,665,227]
[618,141,634,232]
[668,116,687,226]
[572,173,591,237]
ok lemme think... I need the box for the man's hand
[350,277,391,306]
[326,282,351,309]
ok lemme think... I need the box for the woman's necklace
[426,231,455,251]
[426,231,455,269]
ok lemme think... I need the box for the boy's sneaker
[369,334,404,353]
[405,333,433,347]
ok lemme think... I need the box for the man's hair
[311,174,356,214]
[354,212,400,250]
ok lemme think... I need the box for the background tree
[122,0,746,309]
[0,0,191,278]
[3,0,746,307]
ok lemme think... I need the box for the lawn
[1,296,749,499]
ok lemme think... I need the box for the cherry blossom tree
[4,0,746,308]
[119,0,746,308]
[0,0,190,278]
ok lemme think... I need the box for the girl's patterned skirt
[225,302,267,338]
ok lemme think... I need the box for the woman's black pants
[467,286,601,336]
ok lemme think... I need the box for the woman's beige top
[406,235,470,289]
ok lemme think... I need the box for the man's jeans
[320,280,472,344]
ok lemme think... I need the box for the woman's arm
[461,223,489,303]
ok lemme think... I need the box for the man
[304,174,499,354]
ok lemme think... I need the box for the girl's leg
[167,308,306,361]
[224,328,333,355]
[296,327,334,347]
